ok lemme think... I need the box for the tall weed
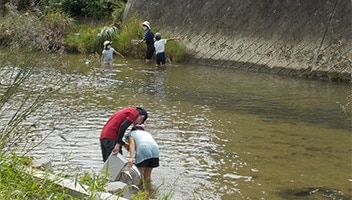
[0,3,73,52]
[66,25,99,54]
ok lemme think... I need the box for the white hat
[142,21,150,29]
[103,40,111,47]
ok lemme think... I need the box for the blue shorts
[156,52,166,65]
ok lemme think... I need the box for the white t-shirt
[154,39,167,54]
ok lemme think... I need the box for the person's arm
[166,36,181,42]
[127,136,135,167]
[112,119,132,154]
[114,50,125,60]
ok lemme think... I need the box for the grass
[0,153,80,199]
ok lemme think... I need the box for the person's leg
[100,139,108,162]
[143,167,153,184]
[100,139,116,162]
[156,53,162,66]
[137,167,145,187]
[160,53,166,66]
[136,158,159,189]
[145,46,154,63]
[137,166,153,191]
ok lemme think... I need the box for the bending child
[123,124,159,190]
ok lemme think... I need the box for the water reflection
[2,56,351,200]
[142,68,167,96]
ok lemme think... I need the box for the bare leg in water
[138,167,153,191]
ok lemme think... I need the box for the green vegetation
[66,25,100,54]
[0,154,80,199]
[115,12,149,58]
[0,0,186,62]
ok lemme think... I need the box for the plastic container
[101,153,142,186]
[101,153,128,181]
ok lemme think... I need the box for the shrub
[164,37,187,63]
[0,3,73,52]
[96,26,120,52]
[39,0,126,20]
[115,13,146,58]
[66,25,100,54]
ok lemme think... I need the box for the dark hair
[136,107,148,123]
[155,32,161,41]
[104,43,111,50]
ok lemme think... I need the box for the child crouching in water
[153,33,181,66]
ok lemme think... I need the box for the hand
[112,143,120,155]
[128,158,134,167]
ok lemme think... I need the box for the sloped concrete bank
[124,0,351,81]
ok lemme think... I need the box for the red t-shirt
[100,107,139,140]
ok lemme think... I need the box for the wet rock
[105,181,128,193]
[105,181,133,198]
[32,158,52,169]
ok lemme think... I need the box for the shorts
[156,52,166,65]
[136,157,159,168]
[145,45,155,60]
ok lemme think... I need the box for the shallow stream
[2,55,351,199]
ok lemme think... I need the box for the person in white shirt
[153,32,180,66]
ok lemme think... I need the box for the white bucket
[101,153,142,186]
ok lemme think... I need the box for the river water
[3,54,351,200]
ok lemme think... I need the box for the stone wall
[124,0,351,81]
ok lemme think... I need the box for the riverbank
[124,0,351,81]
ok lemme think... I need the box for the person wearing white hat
[140,21,155,63]
[101,40,125,67]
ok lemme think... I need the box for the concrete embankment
[124,0,351,81]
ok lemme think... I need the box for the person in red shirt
[100,107,148,162]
